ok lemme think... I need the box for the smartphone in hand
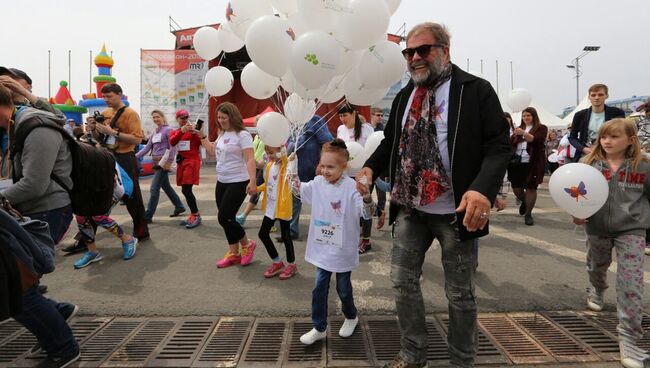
[194,119,204,131]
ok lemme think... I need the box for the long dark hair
[504,112,515,131]
[216,102,245,132]
[338,103,363,141]
[519,107,541,134]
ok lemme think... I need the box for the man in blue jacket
[568,84,625,161]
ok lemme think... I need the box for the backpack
[11,110,116,216]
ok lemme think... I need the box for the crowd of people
[0,21,649,368]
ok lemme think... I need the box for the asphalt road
[41,168,650,317]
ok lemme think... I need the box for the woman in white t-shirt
[205,102,259,269]
[336,103,375,253]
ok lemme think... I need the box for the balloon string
[293,99,347,152]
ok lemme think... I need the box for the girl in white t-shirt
[336,103,375,253]
[289,139,375,346]
[204,102,259,269]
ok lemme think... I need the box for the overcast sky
[1,0,647,116]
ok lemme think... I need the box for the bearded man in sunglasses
[357,22,511,368]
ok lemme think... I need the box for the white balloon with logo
[245,15,293,77]
[336,0,390,50]
[297,0,349,33]
[257,112,291,147]
[204,66,234,97]
[192,26,221,61]
[346,141,366,169]
[290,31,340,89]
[227,0,274,40]
[507,88,533,112]
[548,163,609,219]
[241,63,280,100]
[359,40,406,88]
[217,22,245,53]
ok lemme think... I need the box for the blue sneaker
[74,251,102,269]
[185,214,202,229]
[122,237,138,260]
[236,213,246,225]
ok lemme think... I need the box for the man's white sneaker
[300,328,327,345]
[586,288,604,312]
[339,317,359,338]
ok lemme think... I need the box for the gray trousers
[587,233,645,339]
[391,209,478,367]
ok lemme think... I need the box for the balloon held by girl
[287,139,376,345]
[572,119,650,368]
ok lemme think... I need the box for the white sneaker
[586,288,604,312]
[620,338,648,368]
[300,328,327,345]
[339,317,359,338]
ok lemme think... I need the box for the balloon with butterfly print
[548,163,609,219]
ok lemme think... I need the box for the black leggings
[181,184,199,214]
[258,216,295,263]
[215,181,248,244]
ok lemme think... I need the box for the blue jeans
[311,267,357,332]
[145,168,185,220]
[391,210,478,367]
[12,285,79,359]
[289,195,301,238]
[26,205,73,245]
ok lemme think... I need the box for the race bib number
[313,219,343,248]
[152,133,162,143]
[178,140,191,151]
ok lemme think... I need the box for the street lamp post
[567,46,600,106]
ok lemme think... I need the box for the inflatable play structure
[50,81,87,124]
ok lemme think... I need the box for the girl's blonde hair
[583,118,646,170]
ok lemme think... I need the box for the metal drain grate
[437,315,508,365]
[542,311,619,360]
[580,312,650,352]
[77,319,143,367]
[366,317,401,363]
[148,318,216,367]
[510,313,599,363]
[424,319,450,365]
[194,318,252,367]
[0,319,23,345]
[240,320,288,367]
[478,315,554,364]
[104,319,175,367]
[284,320,325,367]
[0,329,36,364]
[327,318,370,367]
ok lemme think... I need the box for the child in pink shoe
[257,145,297,280]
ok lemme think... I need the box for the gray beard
[410,58,446,87]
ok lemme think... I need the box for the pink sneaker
[240,240,257,266]
[264,261,285,278]
[279,264,298,280]
[216,252,241,268]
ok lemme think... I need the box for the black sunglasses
[401,44,445,59]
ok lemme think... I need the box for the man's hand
[94,123,115,136]
[355,167,374,194]
[0,76,37,104]
[456,190,491,232]
[582,147,592,155]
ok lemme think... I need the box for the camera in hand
[195,119,204,131]
[93,110,106,124]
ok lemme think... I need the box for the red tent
[243,106,275,127]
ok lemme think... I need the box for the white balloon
[283,93,317,127]
[336,0,390,50]
[346,141,366,169]
[257,112,291,147]
[359,41,407,88]
[318,75,346,103]
[297,0,349,33]
[271,0,298,17]
[193,26,221,61]
[227,0,274,40]
[335,48,362,76]
[294,82,326,101]
[284,12,309,38]
[548,163,609,219]
[241,63,280,100]
[204,66,234,97]
[290,31,340,89]
[218,22,245,53]
[245,15,293,77]
[364,131,384,156]
[385,0,401,14]
[344,72,389,106]
[507,88,533,112]
[280,70,297,93]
